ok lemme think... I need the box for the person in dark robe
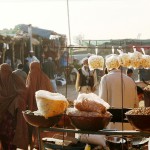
[42,57,57,92]
[23,59,30,74]
[13,63,27,84]
[26,61,53,149]
[0,63,28,150]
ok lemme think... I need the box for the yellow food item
[84,144,91,150]
[35,90,69,118]
[118,53,131,67]
[88,55,104,70]
[128,51,143,69]
[105,54,120,70]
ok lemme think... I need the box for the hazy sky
[0,0,150,44]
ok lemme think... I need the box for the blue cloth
[60,51,68,67]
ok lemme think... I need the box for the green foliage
[0,24,21,35]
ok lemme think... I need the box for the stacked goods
[117,51,150,69]
[66,93,112,131]
[125,107,150,131]
[67,93,111,117]
[82,48,150,70]
[35,90,69,118]
[67,108,111,118]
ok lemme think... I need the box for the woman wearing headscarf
[26,61,53,149]
[26,61,53,111]
[0,63,28,150]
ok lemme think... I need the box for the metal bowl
[105,136,131,150]
[125,114,150,131]
[22,110,62,128]
[68,115,112,131]
[132,137,150,149]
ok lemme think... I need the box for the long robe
[25,61,54,148]
[99,69,138,130]
[26,61,53,111]
[0,63,28,150]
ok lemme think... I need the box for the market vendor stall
[22,46,150,150]
[23,93,150,150]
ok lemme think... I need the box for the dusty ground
[57,84,78,100]
[57,83,99,101]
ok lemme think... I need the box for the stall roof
[18,24,58,39]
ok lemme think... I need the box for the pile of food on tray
[35,90,69,118]
[66,93,112,131]
[125,107,150,131]
[23,90,69,127]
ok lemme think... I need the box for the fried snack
[88,55,104,70]
[35,90,69,118]
[67,108,112,117]
[128,51,143,69]
[118,53,131,67]
[74,93,110,114]
[105,54,120,70]
[75,98,106,114]
[126,107,150,115]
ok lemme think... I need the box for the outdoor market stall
[22,47,150,150]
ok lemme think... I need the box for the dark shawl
[0,63,28,150]
[26,61,53,111]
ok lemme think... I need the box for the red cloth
[26,61,53,111]
[0,111,16,150]
[26,62,54,148]
[0,63,28,150]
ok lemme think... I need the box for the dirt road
[57,84,99,101]
[57,84,78,100]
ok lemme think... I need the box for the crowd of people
[0,52,56,149]
[0,51,149,149]
[0,51,81,150]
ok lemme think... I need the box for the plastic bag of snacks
[128,51,143,69]
[141,54,150,69]
[88,55,104,70]
[105,54,120,70]
[66,108,111,117]
[118,50,131,67]
[74,93,110,113]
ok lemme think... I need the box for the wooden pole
[12,42,15,69]
[2,43,6,63]
[28,24,33,53]
[22,40,25,64]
